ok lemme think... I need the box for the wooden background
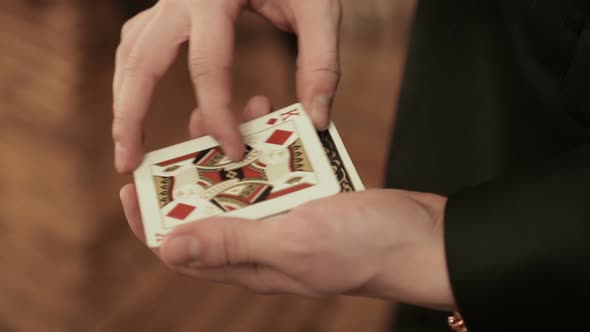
[0,0,414,331]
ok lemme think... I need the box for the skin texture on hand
[112,0,342,174]
[120,183,457,311]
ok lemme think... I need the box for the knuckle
[120,20,135,40]
[117,21,137,60]
[189,52,232,83]
[313,61,340,78]
[188,52,212,82]
[116,43,132,62]
[112,105,141,143]
[299,57,341,83]
[111,113,127,142]
[120,6,154,38]
[121,53,159,84]
[218,223,248,265]
[122,53,144,76]
[112,95,129,117]
[120,11,144,40]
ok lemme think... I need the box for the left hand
[121,185,456,311]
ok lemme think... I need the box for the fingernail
[115,142,125,172]
[163,236,200,266]
[311,95,333,127]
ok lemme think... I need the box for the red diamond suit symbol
[167,203,196,220]
[265,129,293,146]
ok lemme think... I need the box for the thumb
[160,218,277,268]
[294,1,342,130]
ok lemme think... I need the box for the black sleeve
[444,143,590,331]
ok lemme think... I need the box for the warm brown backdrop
[0,0,414,331]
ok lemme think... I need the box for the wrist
[369,192,457,311]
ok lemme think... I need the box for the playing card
[134,103,341,247]
[319,123,365,192]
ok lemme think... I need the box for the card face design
[319,123,365,192]
[150,121,318,229]
[135,104,341,247]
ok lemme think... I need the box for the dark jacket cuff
[443,145,590,331]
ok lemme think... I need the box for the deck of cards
[134,103,364,247]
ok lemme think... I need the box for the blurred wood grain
[0,1,413,331]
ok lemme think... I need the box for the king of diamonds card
[135,104,341,247]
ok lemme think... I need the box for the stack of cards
[134,103,364,247]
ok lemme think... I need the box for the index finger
[187,1,244,161]
[113,3,190,173]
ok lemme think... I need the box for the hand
[121,185,456,311]
[112,0,342,173]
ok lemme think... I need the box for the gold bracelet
[448,312,468,332]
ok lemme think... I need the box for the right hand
[112,0,342,173]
